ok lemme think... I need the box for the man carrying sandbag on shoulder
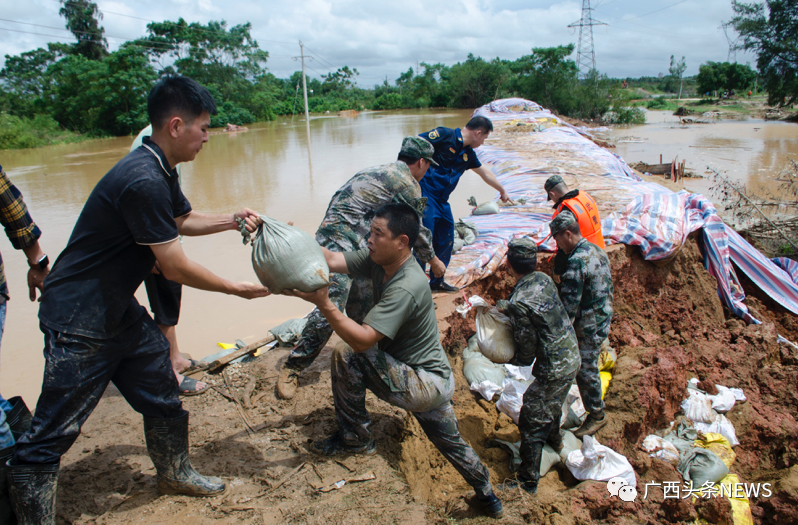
[276,137,445,399]
[550,211,613,439]
[7,75,270,525]
[285,203,503,519]
[495,238,580,494]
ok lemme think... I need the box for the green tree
[730,0,798,106]
[0,44,67,115]
[59,0,108,60]
[669,55,687,99]
[697,61,756,95]
[509,45,579,115]
[446,54,510,109]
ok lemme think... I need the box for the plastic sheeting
[443,98,798,326]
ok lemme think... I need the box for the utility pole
[568,0,606,78]
[299,41,310,123]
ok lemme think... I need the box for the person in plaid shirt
[0,165,49,523]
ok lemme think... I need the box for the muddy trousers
[14,315,185,465]
[331,343,492,494]
[575,336,605,415]
[284,271,374,372]
[517,371,577,484]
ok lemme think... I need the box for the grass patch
[0,113,89,150]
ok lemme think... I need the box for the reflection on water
[609,110,798,214]
[0,109,505,404]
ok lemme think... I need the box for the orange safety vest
[552,191,606,249]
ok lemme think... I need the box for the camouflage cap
[544,174,565,200]
[400,136,438,166]
[508,238,538,260]
[549,209,577,237]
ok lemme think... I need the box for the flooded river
[1,107,796,405]
[0,109,499,404]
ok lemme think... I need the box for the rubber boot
[143,413,225,496]
[276,365,300,400]
[6,461,59,525]
[5,397,32,441]
[0,445,16,525]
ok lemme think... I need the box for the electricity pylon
[568,0,606,78]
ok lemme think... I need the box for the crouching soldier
[496,238,580,494]
[286,203,503,518]
[550,210,614,438]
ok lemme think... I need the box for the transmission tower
[720,23,739,63]
[568,0,606,77]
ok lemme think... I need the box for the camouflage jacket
[315,162,435,262]
[501,272,580,380]
[558,238,614,342]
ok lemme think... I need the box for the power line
[618,0,689,21]
[0,17,177,49]
[301,44,336,69]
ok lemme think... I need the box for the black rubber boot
[143,413,225,496]
[6,397,32,441]
[7,461,59,525]
[0,445,17,525]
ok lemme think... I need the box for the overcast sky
[0,0,757,86]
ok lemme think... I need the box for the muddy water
[0,109,506,405]
[609,109,798,219]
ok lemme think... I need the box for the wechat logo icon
[607,477,637,502]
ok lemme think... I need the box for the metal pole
[300,41,310,124]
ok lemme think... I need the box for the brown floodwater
[0,108,504,405]
[609,109,798,223]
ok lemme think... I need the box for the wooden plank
[208,333,275,372]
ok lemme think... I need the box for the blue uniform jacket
[418,127,482,204]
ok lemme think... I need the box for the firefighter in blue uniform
[418,116,512,291]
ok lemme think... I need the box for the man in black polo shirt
[7,76,270,524]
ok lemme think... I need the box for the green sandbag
[462,335,506,386]
[246,216,330,293]
[677,447,729,486]
[271,318,309,347]
[467,196,500,215]
[486,438,563,477]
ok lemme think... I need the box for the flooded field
[1,107,795,405]
[609,109,798,216]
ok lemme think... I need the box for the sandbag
[642,435,680,464]
[695,433,736,469]
[463,335,507,394]
[485,439,561,477]
[270,317,309,347]
[246,216,330,293]
[677,446,729,486]
[470,296,515,363]
[561,384,585,428]
[709,385,738,413]
[467,196,500,215]
[681,391,716,424]
[598,340,617,372]
[693,413,740,446]
[559,431,582,463]
[455,220,478,245]
[565,435,636,487]
[496,378,531,424]
[600,371,611,400]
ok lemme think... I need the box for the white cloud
[0,0,757,85]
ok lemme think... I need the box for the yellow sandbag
[695,433,736,469]
[598,341,617,372]
[600,371,611,400]
[717,474,755,525]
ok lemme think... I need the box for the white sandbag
[681,391,716,424]
[727,386,747,402]
[470,380,503,401]
[540,445,561,476]
[463,335,507,388]
[468,196,500,215]
[693,414,740,446]
[708,387,737,413]
[566,435,636,487]
[560,431,583,463]
[249,216,330,293]
[504,363,534,382]
[561,384,586,427]
[470,296,516,363]
[496,378,532,424]
[642,435,680,464]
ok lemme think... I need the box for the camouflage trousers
[576,334,605,415]
[285,238,374,372]
[331,342,492,494]
[517,371,577,484]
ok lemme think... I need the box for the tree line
[0,0,794,146]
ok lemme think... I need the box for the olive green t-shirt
[343,249,451,379]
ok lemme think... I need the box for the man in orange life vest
[544,175,605,275]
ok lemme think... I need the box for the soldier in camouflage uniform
[285,203,503,518]
[276,137,447,399]
[496,238,580,494]
[550,210,614,437]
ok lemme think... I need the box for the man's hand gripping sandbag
[239,216,330,293]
